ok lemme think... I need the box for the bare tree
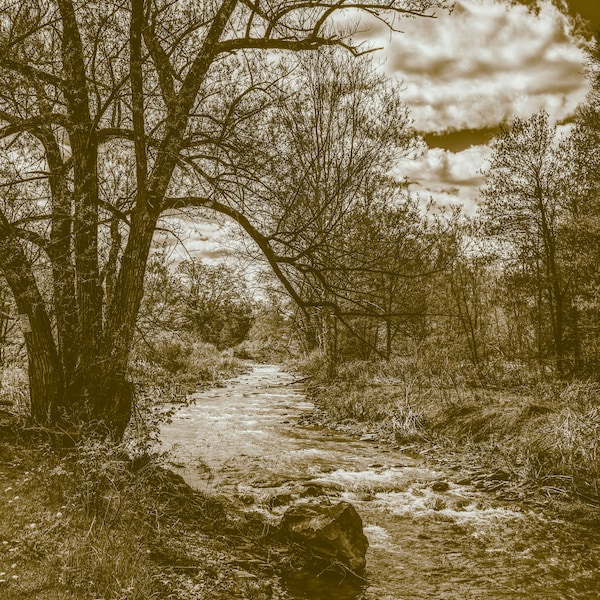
[480,112,573,375]
[0,0,449,436]
[239,51,423,374]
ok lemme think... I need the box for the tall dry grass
[299,351,600,503]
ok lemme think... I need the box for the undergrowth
[298,351,600,504]
[131,334,247,401]
[0,333,272,599]
[0,429,281,599]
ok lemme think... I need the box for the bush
[289,349,329,383]
[131,333,246,396]
[0,364,29,415]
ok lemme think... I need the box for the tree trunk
[0,219,63,424]
[552,285,565,377]
[569,299,583,374]
[385,318,393,360]
[26,313,64,425]
[99,205,160,437]
[42,129,79,387]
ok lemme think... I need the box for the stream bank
[0,415,293,600]
[162,363,600,599]
[304,373,600,523]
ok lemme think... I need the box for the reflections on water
[161,364,600,600]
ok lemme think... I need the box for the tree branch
[143,9,176,111]
[163,195,310,312]
[130,0,148,201]
[0,57,65,88]
[0,112,71,140]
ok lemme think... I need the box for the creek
[161,364,600,599]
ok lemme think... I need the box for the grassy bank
[298,353,600,508]
[0,336,298,599]
[131,337,248,401]
[0,418,292,600]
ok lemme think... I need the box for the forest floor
[303,366,600,525]
[0,415,294,600]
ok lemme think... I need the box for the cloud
[361,0,589,134]
[343,0,591,212]
[154,213,239,264]
[396,144,493,213]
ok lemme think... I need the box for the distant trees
[470,59,600,378]
[480,111,571,374]
[428,52,600,382]
[275,37,600,383]
[446,250,494,371]
[334,192,453,362]
[139,254,254,349]
[177,260,254,349]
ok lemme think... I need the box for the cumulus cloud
[362,0,589,134]
[155,215,238,264]
[396,144,493,213]
[344,0,591,212]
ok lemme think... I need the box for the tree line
[277,37,600,383]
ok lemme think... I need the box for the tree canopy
[0,0,449,437]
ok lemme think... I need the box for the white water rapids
[161,364,600,599]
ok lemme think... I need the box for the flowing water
[161,364,600,599]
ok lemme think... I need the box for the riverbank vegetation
[0,421,293,599]
[297,352,600,509]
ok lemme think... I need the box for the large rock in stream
[279,501,369,572]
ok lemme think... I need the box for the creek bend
[160,364,600,599]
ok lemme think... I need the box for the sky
[372,0,599,213]
[173,0,599,260]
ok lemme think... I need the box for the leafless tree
[0,0,449,437]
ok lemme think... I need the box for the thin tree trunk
[570,300,583,374]
[324,307,338,380]
[44,132,78,391]
[58,0,105,417]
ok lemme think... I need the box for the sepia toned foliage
[0,0,449,436]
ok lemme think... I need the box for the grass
[131,336,248,402]
[298,352,600,507]
[0,421,290,600]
